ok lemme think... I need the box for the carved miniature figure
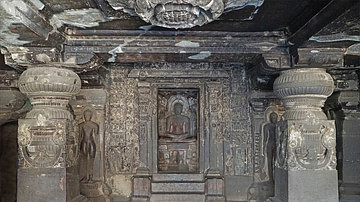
[263,112,278,183]
[79,109,99,182]
[163,102,194,142]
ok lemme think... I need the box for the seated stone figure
[161,103,195,142]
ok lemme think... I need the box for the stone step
[340,194,360,202]
[152,173,204,182]
[71,195,90,202]
[150,194,205,202]
[151,182,205,193]
[340,183,360,195]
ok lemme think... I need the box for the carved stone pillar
[273,68,338,202]
[17,66,85,201]
[326,90,360,201]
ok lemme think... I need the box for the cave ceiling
[0,0,358,71]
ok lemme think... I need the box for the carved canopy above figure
[106,0,264,28]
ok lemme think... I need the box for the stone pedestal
[273,68,338,202]
[206,176,225,202]
[17,66,85,202]
[131,168,151,202]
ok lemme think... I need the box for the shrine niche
[157,89,199,173]
[261,111,278,184]
[79,107,99,183]
[70,89,109,201]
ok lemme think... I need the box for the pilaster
[17,66,85,201]
[273,68,338,202]
[325,69,360,201]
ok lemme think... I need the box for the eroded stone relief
[225,69,252,176]
[106,0,264,28]
[272,68,338,202]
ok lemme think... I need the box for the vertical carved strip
[138,82,151,171]
[207,82,223,174]
[106,69,139,175]
[227,69,252,176]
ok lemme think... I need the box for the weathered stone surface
[0,122,18,202]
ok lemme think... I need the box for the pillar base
[274,167,338,202]
[17,167,83,202]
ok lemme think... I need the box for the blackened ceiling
[0,0,359,70]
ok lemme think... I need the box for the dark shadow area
[0,121,18,202]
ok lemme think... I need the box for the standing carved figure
[263,112,278,183]
[79,109,99,182]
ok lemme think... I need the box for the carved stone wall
[103,63,253,200]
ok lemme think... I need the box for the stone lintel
[295,48,345,68]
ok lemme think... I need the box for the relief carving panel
[276,121,337,171]
[106,0,264,28]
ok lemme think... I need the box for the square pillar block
[275,168,338,202]
[18,167,81,202]
[131,175,151,202]
[206,176,225,201]
[274,120,338,202]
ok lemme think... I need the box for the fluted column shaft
[17,66,84,202]
[273,68,338,202]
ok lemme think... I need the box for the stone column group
[12,65,341,202]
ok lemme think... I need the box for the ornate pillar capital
[18,66,80,120]
[274,68,335,120]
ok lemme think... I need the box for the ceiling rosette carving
[106,0,264,29]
